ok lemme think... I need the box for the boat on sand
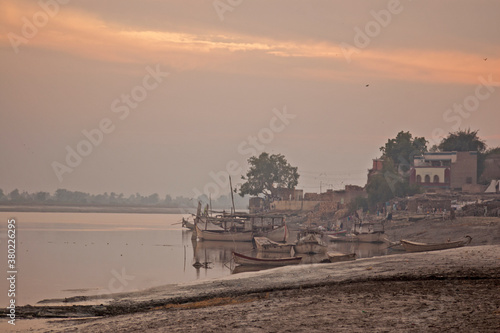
[232,252,302,266]
[328,231,388,243]
[400,236,472,253]
[326,252,356,263]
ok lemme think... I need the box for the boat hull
[401,236,472,253]
[254,237,294,253]
[232,252,302,266]
[196,224,253,242]
[326,252,356,263]
[294,234,327,254]
[328,231,387,243]
[182,219,195,230]
[256,225,288,243]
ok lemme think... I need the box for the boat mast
[229,175,236,215]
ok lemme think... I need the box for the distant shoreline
[0,204,197,214]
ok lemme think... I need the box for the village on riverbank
[3,130,500,332]
[185,130,500,270]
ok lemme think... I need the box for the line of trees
[0,188,248,209]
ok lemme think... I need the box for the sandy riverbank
[3,243,500,332]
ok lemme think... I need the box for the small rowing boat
[326,252,356,263]
[400,236,472,253]
[254,237,294,253]
[232,252,302,266]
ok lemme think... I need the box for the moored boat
[294,233,327,254]
[328,231,388,243]
[254,237,294,253]
[256,225,289,243]
[326,251,356,263]
[401,236,472,253]
[196,224,253,242]
[232,251,302,266]
[181,217,195,230]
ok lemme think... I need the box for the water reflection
[185,231,391,276]
[328,241,389,258]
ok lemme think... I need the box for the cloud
[1,1,498,85]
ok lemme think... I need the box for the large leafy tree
[380,131,428,172]
[438,129,486,152]
[365,159,420,209]
[239,152,299,200]
[437,129,487,180]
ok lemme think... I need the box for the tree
[380,131,428,172]
[239,152,299,201]
[8,189,20,202]
[438,129,486,152]
[35,191,50,202]
[365,159,421,209]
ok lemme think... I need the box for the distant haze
[1,0,499,198]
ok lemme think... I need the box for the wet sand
[3,244,500,332]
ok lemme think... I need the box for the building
[367,158,384,183]
[410,151,477,190]
[480,152,500,183]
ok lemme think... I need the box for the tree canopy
[364,159,421,210]
[380,131,428,172]
[438,129,486,152]
[239,152,299,200]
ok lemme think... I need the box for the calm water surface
[0,212,389,306]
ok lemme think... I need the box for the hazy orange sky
[1,0,499,198]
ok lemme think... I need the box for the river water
[0,212,389,306]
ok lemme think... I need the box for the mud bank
[2,245,500,332]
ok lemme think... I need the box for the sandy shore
[3,244,500,332]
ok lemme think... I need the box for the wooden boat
[195,224,253,242]
[326,251,356,263]
[386,241,405,251]
[401,236,472,253]
[232,251,302,266]
[323,230,348,236]
[328,231,387,243]
[256,225,288,243]
[254,237,294,253]
[181,218,195,230]
[294,234,327,254]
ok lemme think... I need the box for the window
[416,175,422,183]
[466,177,472,184]
[444,168,450,183]
[424,175,431,183]
[433,175,439,183]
